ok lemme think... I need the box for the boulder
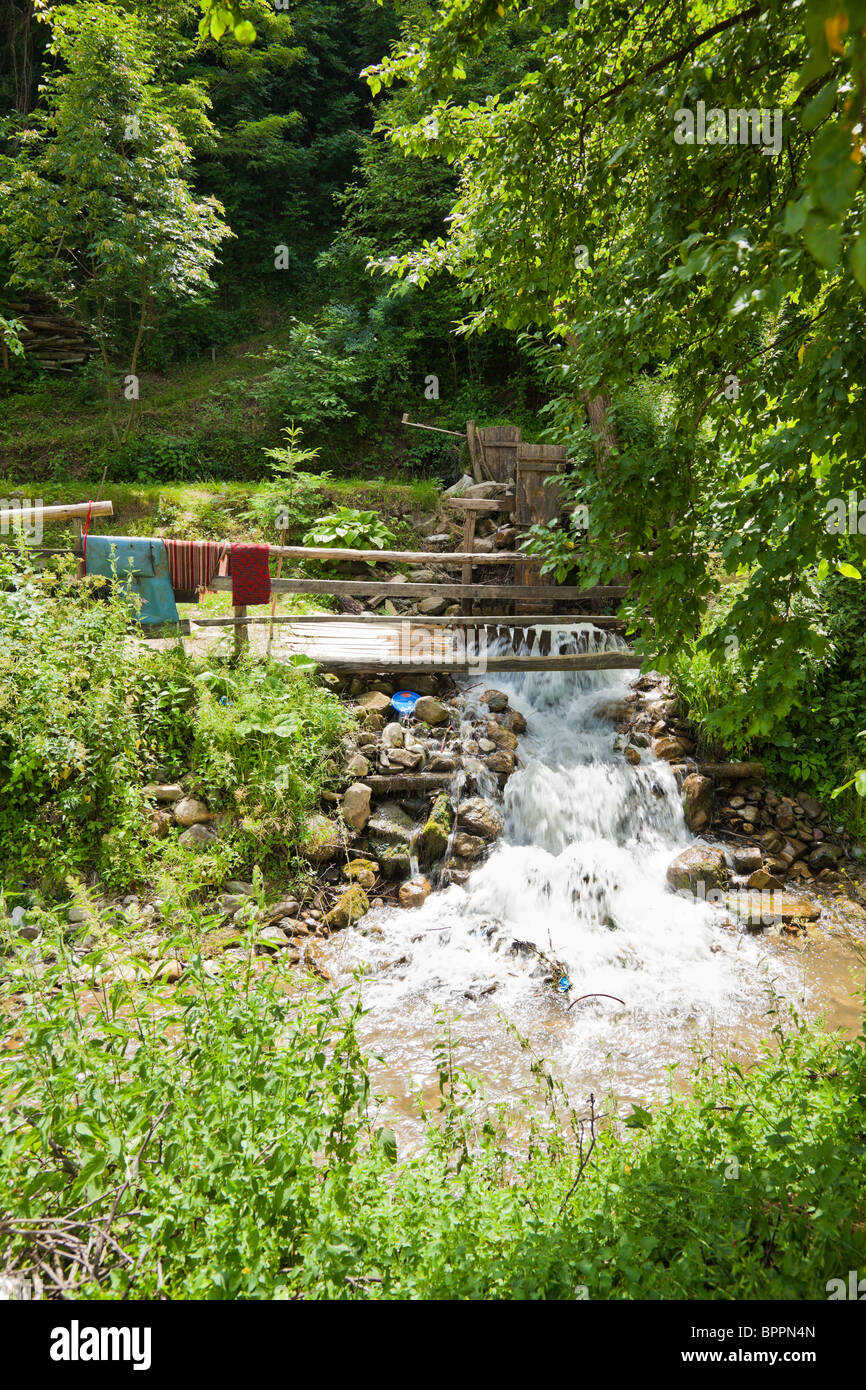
[682,774,713,832]
[346,752,370,778]
[500,708,527,735]
[342,783,372,832]
[257,925,293,951]
[666,845,728,893]
[652,735,695,761]
[304,813,343,863]
[488,750,515,775]
[399,876,432,909]
[414,695,450,725]
[481,689,509,713]
[143,782,184,803]
[178,823,218,850]
[746,868,784,891]
[265,898,301,921]
[731,845,763,875]
[173,797,211,827]
[367,802,414,844]
[417,596,448,616]
[368,841,412,879]
[808,843,843,871]
[486,723,518,751]
[324,886,370,930]
[428,753,459,773]
[421,793,452,863]
[453,832,486,860]
[356,690,392,714]
[457,797,505,842]
[382,722,405,748]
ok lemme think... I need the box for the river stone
[421,793,452,862]
[453,831,486,860]
[304,813,343,863]
[367,802,414,845]
[731,844,763,875]
[746,868,784,891]
[346,751,370,778]
[479,738,496,753]
[382,721,404,748]
[457,797,505,842]
[143,782,184,803]
[666,845,728,893]
[178,823,218,850]
[173,797,211,827]
[800,795,824,821]
[481,689,508,713]
[266,898,300,921]
[486,723,518,751]
[681,774,713,833]
[809,843,843,870]
[414,695,450,725]
[723,891,820,926]
[624,746,641,765]
[500,708,527,735]
[368,841,412,880]
[257,925,292,951]
[388,748,424,770]
[357,690,392,714]
[487,750,515,775]
[428,753,459,773]
[342,783,372,832]
[417,595,448,616]
[324,886,369,930]
[399,876,432,909]
[652,735,695,761]
[344,858,379,879]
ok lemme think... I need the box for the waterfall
[326,624,797,1116]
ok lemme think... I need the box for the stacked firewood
[2,295,94,373]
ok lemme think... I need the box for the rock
[151,958,184,983]
[344,858,379,878]
[18,923,41,942]
[302,813,341,863]
[387,748,424,770]
[346,752,370,778]
[357,690,392,714]
[173,797,211,827]
[368,801,414,844]
[809,844,843,870]
[428,753,459,773]
[776,802,795,831]
[342,783,372,832]
[487,750,515,775]
[266,898,301,921]
[443,473,474,497]
[747,868,784,891]
[481,689,508,713]
[257,925,293,951]
[399,876,432,909]
[500,708,527,735]
[486,723,518,751]
[67,905,89,924]
[382,722,405,748]
[682,774,713,832]
[324,886,370,930]
[731,845,763,875]
[142,782,184,803]
[457,797,505,842]
[666,845,728,893]
[624,746,641,765]
[420,792,452,862]
[178,823,218,850]
[651,735,695,761]
[800,796,824,821]
[368,841,412,879]
[453,832,486,860]
[723,892,820,926]
[362,710,386,731]
[414,696,450,725]
[417,596,448,616]
[147,809,173,840]
[759,830,786,855]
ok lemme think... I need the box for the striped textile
[163,539,227,596]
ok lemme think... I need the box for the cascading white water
[326,624,801,1121]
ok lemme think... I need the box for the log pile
[3,296,94,373]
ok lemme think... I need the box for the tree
[368,0,866,742]
[0,1,231,440]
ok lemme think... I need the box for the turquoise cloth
[85,536,180,628]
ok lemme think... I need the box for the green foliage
[245,423,331,536]
[2,936,864,1299]
[302,506,396,551]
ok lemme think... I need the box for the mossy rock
[200,925,246,958]
[325,885,370,930]
[421,793,452,864]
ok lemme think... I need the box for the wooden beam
[444,498,514,513]
[188,612,628,628]
[0,499,114,527]
[263,545,523,564]
[210,577,627,602]
[364,773,457,794]
[316,652,640,674]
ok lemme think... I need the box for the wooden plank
[210,577,627,601]
[189,613,628,628]
[444,498,514,513]
[461,510,476,616]
[316,652,640,674]
[477,425,521,483]
[264,545,522,564]
[364,774,457,794]
[0,499,114,526]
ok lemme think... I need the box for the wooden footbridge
[6,430,639,676]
